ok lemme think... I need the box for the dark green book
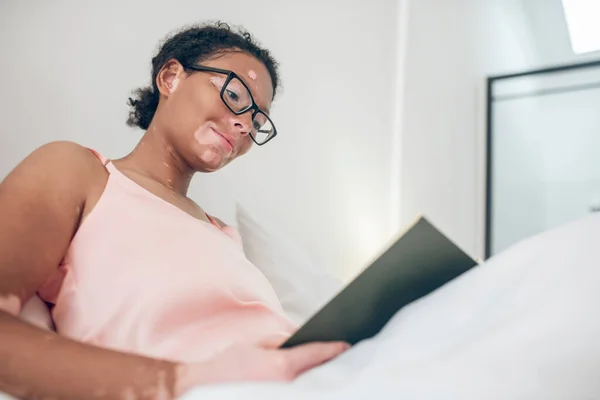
[280,216,479,348]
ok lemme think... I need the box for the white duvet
[2,214,599,400]
[181,213,600,400]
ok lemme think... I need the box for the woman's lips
[211,127,235,153]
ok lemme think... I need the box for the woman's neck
[114,125,194,196]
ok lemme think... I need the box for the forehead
[204,52,274,111]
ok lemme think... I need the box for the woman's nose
[229,112,252,136]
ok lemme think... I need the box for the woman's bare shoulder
[6,141,108,186]
[23,141,104,168]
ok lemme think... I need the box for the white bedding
[3,213,600,400]
[181,213,600,399]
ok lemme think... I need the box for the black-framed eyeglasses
[180,62,277,146]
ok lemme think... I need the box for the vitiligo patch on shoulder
[0,293,21,316]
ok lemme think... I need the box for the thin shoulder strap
[206,214,223,229]
[86,148,110,167]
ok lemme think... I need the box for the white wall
[396,0,540,259]
[0,0,399,280]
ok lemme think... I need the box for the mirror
[485,60,600,257]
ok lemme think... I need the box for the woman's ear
[156,59,184,96]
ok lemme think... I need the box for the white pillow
[235,203,343,325]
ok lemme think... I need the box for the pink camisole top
[37,149,297,363]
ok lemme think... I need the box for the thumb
[282,341,350,376]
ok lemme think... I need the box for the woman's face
[155,51,274,173]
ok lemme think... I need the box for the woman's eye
[225,89,240,103]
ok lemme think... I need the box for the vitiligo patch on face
[247,70,257,80]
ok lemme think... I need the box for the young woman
[0,21,348,400]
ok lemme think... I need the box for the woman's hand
[176,340,350,395]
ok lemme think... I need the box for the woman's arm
[0,311,178,399]
[0,142,179,400]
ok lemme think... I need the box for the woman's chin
[194,146,230,172]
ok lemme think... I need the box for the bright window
[561,0,600,54]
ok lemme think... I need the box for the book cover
[280,216,479,348]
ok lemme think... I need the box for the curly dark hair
[126,21,280,130]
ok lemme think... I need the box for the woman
[0,22,348,400]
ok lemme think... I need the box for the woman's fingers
[281,341,350,377]
[259,333,292,349]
